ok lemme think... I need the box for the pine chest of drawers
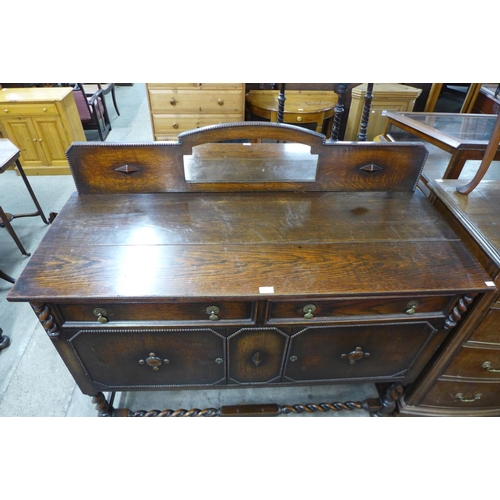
[7,123,494,417]
[146,83,245,140]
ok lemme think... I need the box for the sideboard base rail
[92,383,403,418]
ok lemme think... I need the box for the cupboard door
[0,117,44,167]
[32,115,69,166]
[68,327,226,389]
[228,327,290,384]
[284,322,437,383]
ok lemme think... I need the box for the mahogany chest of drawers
[399,179,500,415]
[7,123,494,416]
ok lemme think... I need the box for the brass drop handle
[206,306,220,321]
[405,300,419,315]
[482,361,500,373]
[170,98,177,105]
[303,304,317,319]
[455,393,482,403]
[172,123,179,129]
[139,352,169,371]
[93,308,108,323]
[341,346,371,364]
[217,99,224,106]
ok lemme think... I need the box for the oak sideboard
[7,122,494,417]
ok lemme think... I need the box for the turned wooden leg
[92,391,115,417]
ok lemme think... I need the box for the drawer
[468,308,500,345]
[149,90,243,113]
[1,103,58,116]
[153,113,243,139]
[58,301,254,324]
[443,344,500,380]
[67,327,226,389]
[148,83,243,90]
[420,380,500,409]
[283,321,438,383]
[267,296,454,322]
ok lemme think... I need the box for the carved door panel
[227,327,290,384]
[68,327,226,389]
[283,322,437,383]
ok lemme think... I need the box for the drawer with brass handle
[149,90,244,114]
[267,295,456,323]
[420,380,500,409]
[442,344,500,380]
[468,308,500,345]
[58,301,254,324]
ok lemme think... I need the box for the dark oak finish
[7,123,494,416]
[400,180,500,416]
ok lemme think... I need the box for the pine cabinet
[0,88,86,175]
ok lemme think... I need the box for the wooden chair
[72,83,112,141]
[83,83,120,116]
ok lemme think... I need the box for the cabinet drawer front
[153,113,243,138]
[149,90,243,113]
[268,296,453,322]
[468,308,500,344]
[228,327,290,384]
[283,322,437,382]
[421,380,500,409]
[68,327,226,388]
[443,344,500,380]
[148,83,243,90]
[59,301,253,323]
[1,103,58,116]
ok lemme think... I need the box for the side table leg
[16,159,49,224]
[0,206,31,256]
[442,152,467,180]
[0,269,16,284]
[0,328,11,351]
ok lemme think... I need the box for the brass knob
[93,308,108,323]
[218,99,224,106]
[296,116,302,122]
[170,98,177,105]
[4,109,8,113]
[42,108,47,112]
[206,306,220,321]
[455,393,482,403]
[215,358,223,364]
[33,138,37,142]
[303,304,317,319]
[172,123,179,129]
[405,300,419,314]
[38,138,43,142]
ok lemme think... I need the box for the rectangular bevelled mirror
[183,142,318,183]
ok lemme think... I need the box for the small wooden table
[383,112,500,179]
[245,90,338,135]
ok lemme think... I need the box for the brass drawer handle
[455,393,482,403]
[482,361,500,373]
[341,346,371,364]
[206,306,220,321]
[303,304,317,319]
[93,308,108,323]
[139,352,169,371]
[170,98,177,105]
[215,357,223,364]
[405,300,419,314]
[296,116,302,122]
[217,99,224,106]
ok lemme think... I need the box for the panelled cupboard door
[0,117,45,167]
[67,327,226,389]
[283,322,438,382]
[32,115,69,166]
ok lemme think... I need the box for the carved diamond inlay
[115,164,140,175]
[360,164,382,173]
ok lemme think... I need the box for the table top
[385,112,499,149]
[0,138,20,173]
[246,90,337,114]
[8,189,492,302]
